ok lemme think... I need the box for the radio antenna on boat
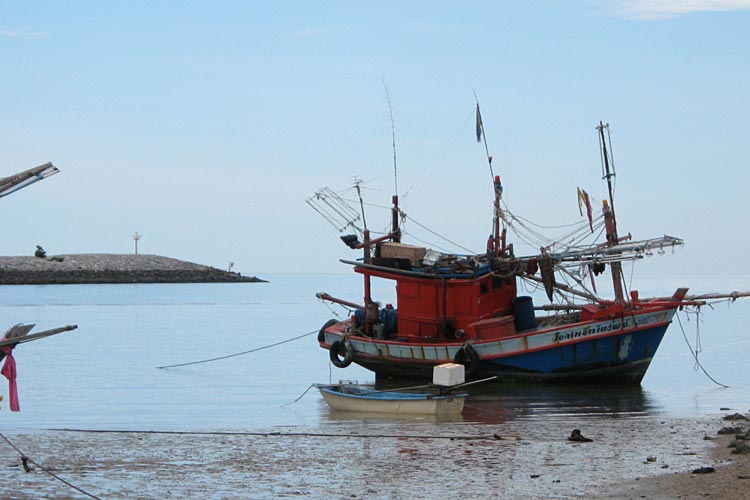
[382,78,398,197]
[474,93,494,181]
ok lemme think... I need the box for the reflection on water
[322,409,465,425]
[461,383,656,424]
[318,379,656,426]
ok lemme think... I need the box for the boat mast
[597,122,625,302]
[474,99,506,257]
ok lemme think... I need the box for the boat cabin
[357,242,520,341]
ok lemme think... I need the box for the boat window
[480,282,488,294]
[492,275,503,289]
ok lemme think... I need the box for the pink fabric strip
[1,346,20,411]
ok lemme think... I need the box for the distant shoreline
[0,254,266,285]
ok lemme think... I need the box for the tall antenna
[382,78,398,197]
[474,92,494,181]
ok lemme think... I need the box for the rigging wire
[483,112,581,189]
[402,228,458,255]
[402,108,474,203]
[404,214,476,254]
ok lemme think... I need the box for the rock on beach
[0,254,265,285]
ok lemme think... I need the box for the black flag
[476,103,483,143]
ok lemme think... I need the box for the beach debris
[723,412,749,421]
[731,442,750,455]
[567,429,593,442]
[493,433,522,441]
[718,426,745,435]
[21,456,31,472]
[646,455,657,462]
[692,466,715,474]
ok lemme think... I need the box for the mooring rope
[0,432,102,500]
[281,383,315,407]
[156,329,317,369]
[675,311,730,388]
[50,428,498,441]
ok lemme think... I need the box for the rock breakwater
[0,254,265,285]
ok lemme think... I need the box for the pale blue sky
[1,1,748,282]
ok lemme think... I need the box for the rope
[49,428,498,441]
[0,433,103,500]
[156,329,317,369]
[281,384,315,407]
[675,311,729,388]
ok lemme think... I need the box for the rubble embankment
[0,254,265,284]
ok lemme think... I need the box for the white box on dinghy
[433,363,465,386]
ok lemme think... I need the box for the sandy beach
[1,411,748,500]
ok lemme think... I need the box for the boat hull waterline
[322,307,676,384]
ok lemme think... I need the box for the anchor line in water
[675,311,730,388]
[281,383,315,407]
[156,329,317,369]
[0,433,103,500]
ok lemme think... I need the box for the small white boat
[315,382,467,415]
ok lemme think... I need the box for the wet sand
[1,413,748,499]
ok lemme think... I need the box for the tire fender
[329,339,354,368]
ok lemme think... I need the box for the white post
[133,232,142,255]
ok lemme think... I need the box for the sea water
[1,273,748,432]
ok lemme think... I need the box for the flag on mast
[476,103,483,143]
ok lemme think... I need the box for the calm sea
[1,273,749,432]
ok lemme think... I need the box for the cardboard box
[379,242,427,267]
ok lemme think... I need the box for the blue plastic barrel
[512,296,537,331]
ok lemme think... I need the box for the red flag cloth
[1,345,20,411]
[577,188,594,233]
[582,190,593,233]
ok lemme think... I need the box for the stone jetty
[0,254,265,285]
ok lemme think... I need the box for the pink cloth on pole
[1,345,20,411]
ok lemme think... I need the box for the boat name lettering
[553,318,635,343]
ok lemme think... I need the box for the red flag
[577,188,593,233]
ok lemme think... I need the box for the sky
[1,1,748,282]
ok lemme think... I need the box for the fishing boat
[308,110,741,385]
[315,382,468,415]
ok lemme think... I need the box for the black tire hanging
[453,343,480,377]
[318,319,338,343]
[329,339,354,368]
